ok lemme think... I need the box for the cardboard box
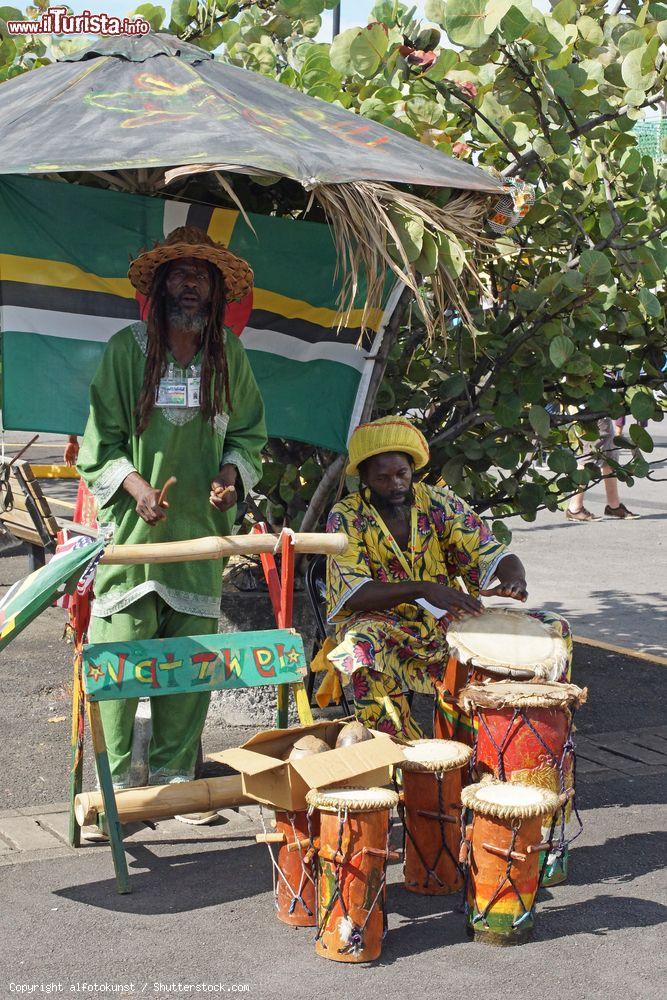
[208,719,406,812]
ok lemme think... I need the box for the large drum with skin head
[306,787,398,964]
[398,739,472,895]
[435,608,569,745]
[461,780,560,946]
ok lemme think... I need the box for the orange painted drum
[398,739,472,895]
[461,781,560,945]
[272,810,319,927]
[306,787,398,963]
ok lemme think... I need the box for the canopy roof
[0,33,502,193]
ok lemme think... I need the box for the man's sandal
[174,811,221,826]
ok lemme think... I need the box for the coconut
[287,735,331,761]
[335,720,374,749]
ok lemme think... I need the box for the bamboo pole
[75,774,253,827]
[100,531,348,565]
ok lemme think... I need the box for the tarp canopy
[0,33,503,194]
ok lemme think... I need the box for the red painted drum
[398,739,472,895]
[307,787,398,963]
[461,780,560,945]
[256,810,319,926]
[459,681,587,886]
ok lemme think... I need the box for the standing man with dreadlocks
[77,228,266,813]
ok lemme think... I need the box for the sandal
[174,811,221,826]
[604,503,639,519]
[566,508,600,522]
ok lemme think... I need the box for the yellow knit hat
[346,416,430,476]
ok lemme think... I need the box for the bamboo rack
[75,774,253,826]
[100,531,347,565]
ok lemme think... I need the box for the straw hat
[346,416,429,476]
[128,226,254,302]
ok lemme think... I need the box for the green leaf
[630,391,656,422]
[492,519,512,545]
[443,0,491,49]
[424,0,448,24]
[638,287,663,318]
[549,335,575,368]
[441,456,464,486]
[528,404,551,438]
[439,372,467,399]
[551,0,576,25]
[414,231,439,276]
[499,6,532,43]
[438,233,466,277]
[621,45,656,92]
[580,249,612,280]
[629,423,654,452]
[330,24,389,77]
[388,207,424,263]
[576,15,603,46]
[548,448,577,474]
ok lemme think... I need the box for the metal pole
[332,3,341,39]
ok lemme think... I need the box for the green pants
[89,593,217,788]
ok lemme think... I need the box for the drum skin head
[458,680,588,714]
[462,779,560,820]
[400,739,472,773]
[306,786,398,813]
[447,608,568,680]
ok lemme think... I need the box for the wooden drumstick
[158,476,177,507]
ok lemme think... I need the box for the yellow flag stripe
[0,254,385,331]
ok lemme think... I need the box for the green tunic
[78,321,266,619]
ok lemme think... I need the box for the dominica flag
[0,175,399,452]
[0,535,105,652]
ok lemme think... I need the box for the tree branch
[429,80,523,161]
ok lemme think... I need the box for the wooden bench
[0,460,81,569]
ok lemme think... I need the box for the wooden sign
[83,628,307,702]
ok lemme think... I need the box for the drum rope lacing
[258,807,317,919]
[471,706,584,856]
[396,770,463,892]
[469,819,535,930]
[313,804,391,957]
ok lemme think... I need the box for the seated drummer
[325,416,572,741]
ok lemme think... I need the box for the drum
[459,680,587,885]
[461,780,560,945]
[256,810,319,927]
[436,608,566,745]
[398,739,472,895]
[306,787,398,963]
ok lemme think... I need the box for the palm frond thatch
[313,181,495,340]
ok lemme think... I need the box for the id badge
[156,379,187,407]
[187,377,201,408]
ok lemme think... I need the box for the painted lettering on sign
[83,629,306,702]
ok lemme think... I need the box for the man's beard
[368,484,414,515]
[166,297,208,335]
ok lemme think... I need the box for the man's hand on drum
[420,582,483,619]
[480,555,528,603]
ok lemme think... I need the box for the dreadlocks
[135,260,232,435]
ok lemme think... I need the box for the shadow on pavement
[536,894,667,940]
[543,590,666,658]
[55,840,271,913]
[563,830,666,886]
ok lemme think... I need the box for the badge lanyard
[363,499,418,580]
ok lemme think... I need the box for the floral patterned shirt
[326,481,507,627]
